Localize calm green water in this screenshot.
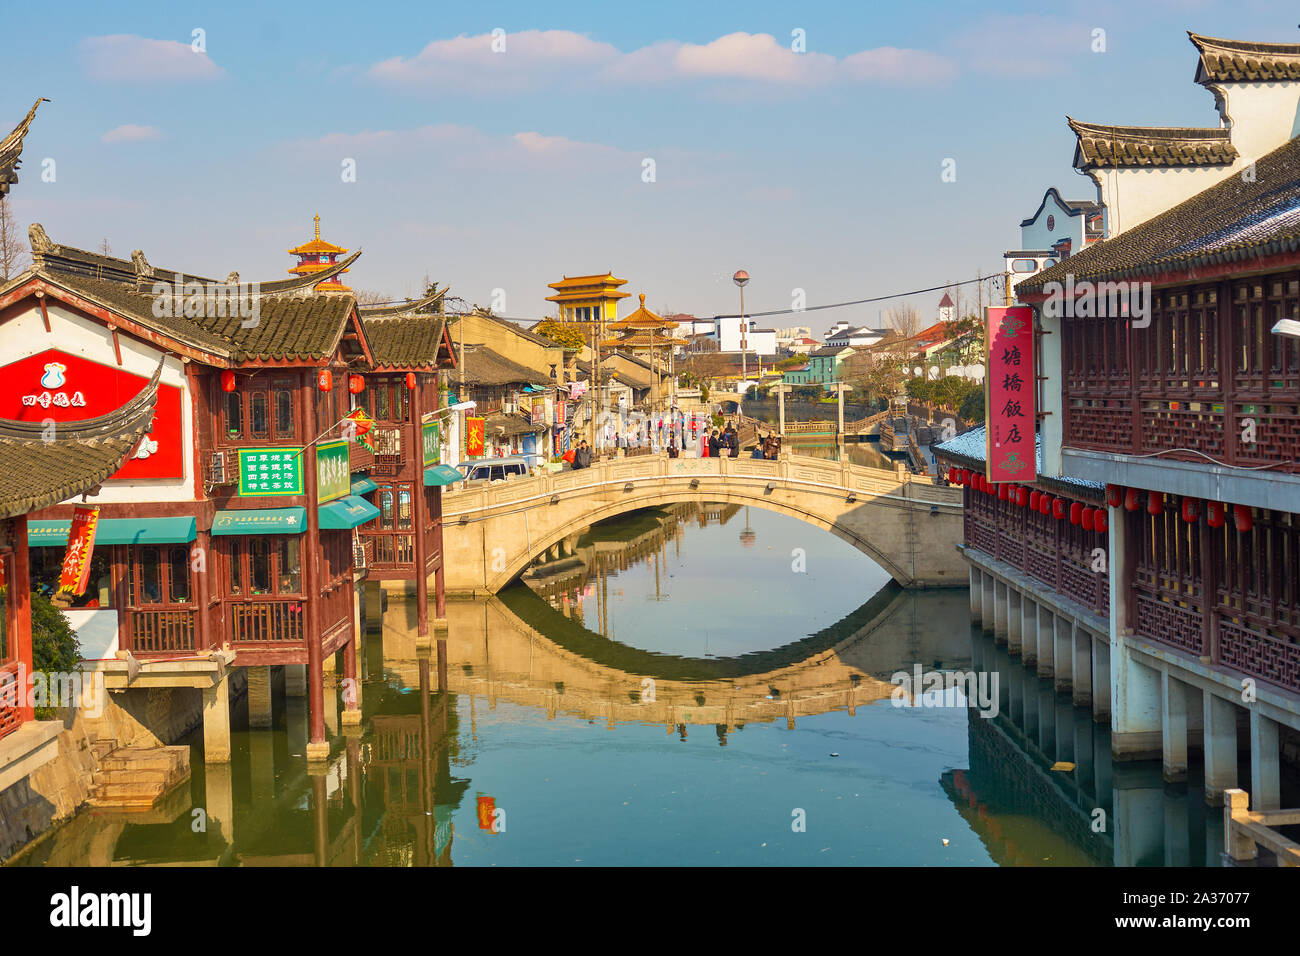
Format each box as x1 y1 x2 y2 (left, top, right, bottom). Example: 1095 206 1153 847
13 505 1224 866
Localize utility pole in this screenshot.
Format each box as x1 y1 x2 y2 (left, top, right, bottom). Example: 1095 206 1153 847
733 270 750 383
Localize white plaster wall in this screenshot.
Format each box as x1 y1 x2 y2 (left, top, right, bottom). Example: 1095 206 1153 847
3 301 197 503
1221 82 1300 167
1020 193 1088 252
1099 165 1237 236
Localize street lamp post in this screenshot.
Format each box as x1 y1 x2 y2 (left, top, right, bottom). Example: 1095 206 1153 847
733 270 750 383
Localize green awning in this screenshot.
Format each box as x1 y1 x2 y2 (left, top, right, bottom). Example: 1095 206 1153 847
350 476 378 496
424 464 463 487
319 495 381 530
211 507 306 536
28 516 197 547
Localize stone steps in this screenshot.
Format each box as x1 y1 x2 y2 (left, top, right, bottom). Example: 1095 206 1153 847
87 745 190 810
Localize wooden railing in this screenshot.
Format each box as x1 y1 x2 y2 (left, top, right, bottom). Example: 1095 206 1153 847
129 609 197 654
0 660 23 741
229 600 305 644
363 533 414 568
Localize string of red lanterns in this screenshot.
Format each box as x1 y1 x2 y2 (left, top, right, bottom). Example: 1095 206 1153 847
945 468 1255 535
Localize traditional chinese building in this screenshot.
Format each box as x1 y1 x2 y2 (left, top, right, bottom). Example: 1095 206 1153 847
937 31 1300 815
602 294 685 411
0 221 455 767
287 214 352 292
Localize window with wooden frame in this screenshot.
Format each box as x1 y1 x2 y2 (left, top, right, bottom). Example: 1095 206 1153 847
224 536 303 597
128 545 195 608
221 374 297 444
370 376 410 424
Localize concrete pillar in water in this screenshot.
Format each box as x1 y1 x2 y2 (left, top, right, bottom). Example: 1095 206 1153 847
1036 607 1054 679
1038 678 1055 754
981 573 994 634
1092 638 1111 724
1164 788 1191 866
1112 763 1165 866
284 664 307 698
969 565 980 624
1202 694 1238 807
202 678 232 764
1055 696 1074 764
342 637 361 729
205 761 234 847
1161 671 1189 784
1007 588 1022 653
1054 618 1073 693
993 580 1008 644
1072 629 1093 709
1249 710 1281 811
247 666 273 730
1008 649 1024 729
1021 597 1038 667
1108 506 1160 759
1022 670 1039 742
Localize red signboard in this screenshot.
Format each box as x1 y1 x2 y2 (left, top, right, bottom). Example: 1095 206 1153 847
0 350 184 480
465 416 485 458
476 795 497 833
58 507 100 597
985 306 1036 483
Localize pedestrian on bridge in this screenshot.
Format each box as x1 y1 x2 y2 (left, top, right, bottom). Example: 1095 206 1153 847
708 429 720 458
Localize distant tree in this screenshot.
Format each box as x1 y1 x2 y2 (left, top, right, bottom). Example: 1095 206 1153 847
353 289 394 306
98 237 112 256
885 302 922 339
534 318 587 350
0 198 28 281
959 389 984 423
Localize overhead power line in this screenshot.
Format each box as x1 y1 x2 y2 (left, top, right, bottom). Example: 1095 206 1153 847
711 274 1001 320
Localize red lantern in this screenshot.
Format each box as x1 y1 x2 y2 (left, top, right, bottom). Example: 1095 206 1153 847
1094 510 1108 533
1082 506 1095 531
1053 498 1066 520
405 372 417 390
1105 483 1123 508
1234 505 1253 533
348 374 365 395
1181 497 1200 523
221 369 236 392
1015 486 1029 508
1206 501 1226 528
998 483 1009 501
1147 490 1163 516
1040 494 1052 515
317 369 333 392
1029 490 1041 511
1069 501 1083 525
1124 487 1142 512
946 467 957 484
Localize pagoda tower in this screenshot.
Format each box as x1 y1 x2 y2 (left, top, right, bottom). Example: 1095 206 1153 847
287 214 351 291
602 293 687 411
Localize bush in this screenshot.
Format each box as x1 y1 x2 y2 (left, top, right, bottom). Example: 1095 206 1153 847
959 389 985 423
25 591 80 719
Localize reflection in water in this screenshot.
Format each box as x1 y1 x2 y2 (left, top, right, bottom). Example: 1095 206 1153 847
8 508 1226 867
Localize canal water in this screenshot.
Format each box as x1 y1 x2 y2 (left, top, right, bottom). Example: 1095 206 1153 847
12 504 1225 866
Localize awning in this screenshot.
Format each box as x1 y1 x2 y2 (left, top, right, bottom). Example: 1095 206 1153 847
424 464 463 487
28 516 197 547
211 507 306 536
350 476 378 496
319 495 381 530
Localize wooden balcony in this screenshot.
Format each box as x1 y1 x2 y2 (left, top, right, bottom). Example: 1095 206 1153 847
0 660 23 741
128 608 197 654
229 600 305 645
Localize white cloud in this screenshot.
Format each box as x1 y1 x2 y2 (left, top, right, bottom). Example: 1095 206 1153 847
367 30 955 93
101 124 163 144
80 34 224 82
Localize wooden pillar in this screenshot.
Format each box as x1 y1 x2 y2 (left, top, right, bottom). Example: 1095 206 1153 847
194 529 213 650
341 636 360 725
411 373 430 638
301 370 327 758
12 516 33 723
433 485 446 618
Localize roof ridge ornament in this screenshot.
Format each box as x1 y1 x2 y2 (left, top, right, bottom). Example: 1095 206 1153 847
28 222 58 256
0 97 49 197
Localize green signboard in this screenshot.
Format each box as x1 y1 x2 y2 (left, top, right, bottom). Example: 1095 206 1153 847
317 440 350 504
422 420 440 466
237 447 303 497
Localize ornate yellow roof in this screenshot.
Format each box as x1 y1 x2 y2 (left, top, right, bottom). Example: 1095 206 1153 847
288 214 349 256
545 271 630 303
607 293 678 331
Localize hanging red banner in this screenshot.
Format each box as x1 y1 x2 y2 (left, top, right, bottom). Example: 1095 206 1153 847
465 416 485 457
985 306 1036 483
58 507 100 597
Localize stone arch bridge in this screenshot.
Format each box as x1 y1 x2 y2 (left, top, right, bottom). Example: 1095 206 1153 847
440 453 965 595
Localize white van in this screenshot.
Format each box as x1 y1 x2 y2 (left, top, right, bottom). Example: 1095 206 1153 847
455 457 530 484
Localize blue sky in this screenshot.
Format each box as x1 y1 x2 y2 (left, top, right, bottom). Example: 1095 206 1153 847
3 0 1296 329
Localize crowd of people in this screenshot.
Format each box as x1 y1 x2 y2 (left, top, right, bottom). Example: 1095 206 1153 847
564 420 781 467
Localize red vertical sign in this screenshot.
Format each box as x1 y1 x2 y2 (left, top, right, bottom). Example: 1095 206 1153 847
477 795 498 833
985 306 1036 483
58 507 100 597
465 417 485 457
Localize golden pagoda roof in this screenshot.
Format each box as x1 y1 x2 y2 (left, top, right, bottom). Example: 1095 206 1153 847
601 330 687 349
607 292 678 331
288 214 349 256
545 271 631 302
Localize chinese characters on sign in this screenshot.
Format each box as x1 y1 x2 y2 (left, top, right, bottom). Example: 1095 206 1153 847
422 421 440 466
985 306 1036 484
237 448 304 496
465 416 485 458
316 440 349 504
58 507 99 597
